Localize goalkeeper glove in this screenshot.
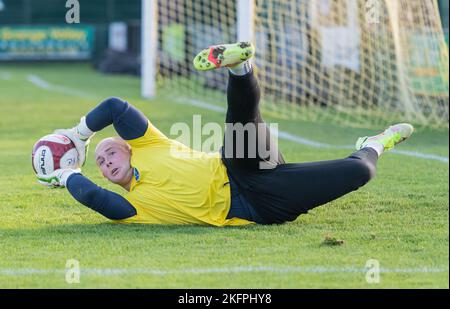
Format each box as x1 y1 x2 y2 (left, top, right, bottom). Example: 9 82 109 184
54 116 95 167
37 168 80 188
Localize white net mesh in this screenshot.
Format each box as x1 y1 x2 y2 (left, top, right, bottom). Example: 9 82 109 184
155 0 449 128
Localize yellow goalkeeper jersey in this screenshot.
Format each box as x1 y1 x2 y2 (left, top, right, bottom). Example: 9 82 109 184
115 121 253 226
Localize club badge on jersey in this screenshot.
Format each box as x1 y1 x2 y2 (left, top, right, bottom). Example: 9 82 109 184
133 167 140 182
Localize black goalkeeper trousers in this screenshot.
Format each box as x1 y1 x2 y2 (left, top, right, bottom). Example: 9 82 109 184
222 71 379 224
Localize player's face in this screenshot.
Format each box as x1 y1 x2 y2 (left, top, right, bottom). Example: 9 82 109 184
95 141 133 186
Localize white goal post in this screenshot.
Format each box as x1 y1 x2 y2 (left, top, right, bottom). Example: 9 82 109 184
141 0 158 98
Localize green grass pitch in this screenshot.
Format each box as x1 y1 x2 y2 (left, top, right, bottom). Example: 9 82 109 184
0 63 448 288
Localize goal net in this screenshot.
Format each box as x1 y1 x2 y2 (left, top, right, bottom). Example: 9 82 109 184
151 0 449 128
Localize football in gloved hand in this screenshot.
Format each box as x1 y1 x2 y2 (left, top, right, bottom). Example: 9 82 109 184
32 134 79 176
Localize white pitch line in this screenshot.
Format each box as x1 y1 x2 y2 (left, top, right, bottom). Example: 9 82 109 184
0 266 447 276
179 98 227 113
27 74 97 99
277 130 351 149
390 149 449 163
27 74 51 89
24 75 449 164
175 98 449 164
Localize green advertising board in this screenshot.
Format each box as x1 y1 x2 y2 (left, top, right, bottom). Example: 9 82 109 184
0 25 94 60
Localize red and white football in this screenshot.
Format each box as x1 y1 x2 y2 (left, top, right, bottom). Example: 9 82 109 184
32 134 79 175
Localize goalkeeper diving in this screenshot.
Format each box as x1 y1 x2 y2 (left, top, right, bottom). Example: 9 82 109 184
37 42 414 226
